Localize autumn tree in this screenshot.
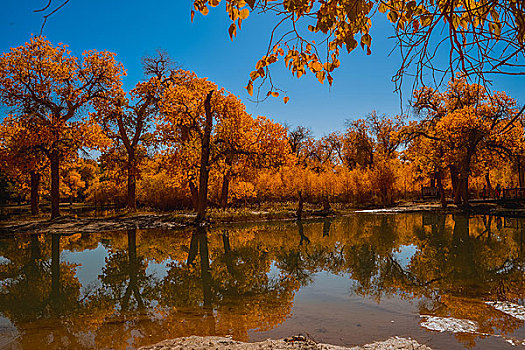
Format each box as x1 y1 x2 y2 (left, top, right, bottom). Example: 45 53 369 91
410 77 524 206
160 71 291 219
343 119 375 169
0 36 123 218
0 117 48 215
158 73 219 222
288 126 312 157
213 112 290 208
93 52 183 210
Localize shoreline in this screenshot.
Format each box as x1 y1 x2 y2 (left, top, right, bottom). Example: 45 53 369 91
0 201 524 235
137 335 433 350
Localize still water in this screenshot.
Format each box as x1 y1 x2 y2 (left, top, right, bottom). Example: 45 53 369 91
0 213 524 349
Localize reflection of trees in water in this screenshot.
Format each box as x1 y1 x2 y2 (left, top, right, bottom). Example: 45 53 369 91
0 233 84 348
348 214 525 347
0 214 525 348
159 226 297 341
98 229 157 312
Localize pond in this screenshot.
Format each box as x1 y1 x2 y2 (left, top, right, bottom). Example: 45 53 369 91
0 213 524 349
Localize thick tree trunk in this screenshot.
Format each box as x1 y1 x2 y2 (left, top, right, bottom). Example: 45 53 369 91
126 155 137 210
189 181 199 210
30 171 40 215
450 165 461 205
50 150 60 219
458 174 469 206
195 91 214 223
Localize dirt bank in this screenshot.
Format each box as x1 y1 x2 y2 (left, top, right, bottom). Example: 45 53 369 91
0 213 187 235
138 335 432 350
1 201 523 235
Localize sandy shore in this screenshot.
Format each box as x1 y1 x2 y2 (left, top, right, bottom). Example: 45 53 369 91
138 335 433 350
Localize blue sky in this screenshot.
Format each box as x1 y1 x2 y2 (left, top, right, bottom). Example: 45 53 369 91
1 0 523 137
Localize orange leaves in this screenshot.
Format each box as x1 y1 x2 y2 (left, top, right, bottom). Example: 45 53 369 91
192 0 376 91
0 36 126 216
229 23 237 40
409 76 523 185
245 80 254 96
157 69 292 203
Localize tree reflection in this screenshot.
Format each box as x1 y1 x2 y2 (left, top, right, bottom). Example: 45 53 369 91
0 233 83 348
0 213 524 348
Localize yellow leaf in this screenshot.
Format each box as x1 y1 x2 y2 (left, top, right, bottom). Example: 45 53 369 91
316 71 325 84
361 33 371 47
310 60 323 72
387 10 398 23
246 80 253 96
239 8 250 20
229 23 237 40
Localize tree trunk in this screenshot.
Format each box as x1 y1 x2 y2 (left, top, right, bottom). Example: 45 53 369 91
436 170 447 208
30 171 40 215
458 156 472 206
127 158 137 211
220 172 230 209
189 181 199 210
220 156 232 209
450 165 461 205
485 172 492 192
195 91 214 223
50 150 60 219
518 156 524 188
454 164 470 207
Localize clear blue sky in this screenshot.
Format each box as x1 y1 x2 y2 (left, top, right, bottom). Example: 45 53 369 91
1 0 523 137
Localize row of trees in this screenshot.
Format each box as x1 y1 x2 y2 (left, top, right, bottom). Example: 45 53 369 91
0 37 523 220
0 38 289 220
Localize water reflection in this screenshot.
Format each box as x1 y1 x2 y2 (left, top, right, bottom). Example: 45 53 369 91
0 213 524 349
